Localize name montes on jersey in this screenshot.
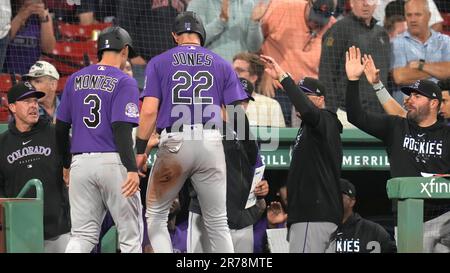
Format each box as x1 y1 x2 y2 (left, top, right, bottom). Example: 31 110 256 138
74 75 118 93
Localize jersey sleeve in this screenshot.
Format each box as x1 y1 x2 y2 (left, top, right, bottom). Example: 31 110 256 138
140 59 162 100
56 76 73 124
111 77 140 126
222 65 249 105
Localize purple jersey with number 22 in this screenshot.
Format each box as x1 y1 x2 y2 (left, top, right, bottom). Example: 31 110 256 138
140 45 248 131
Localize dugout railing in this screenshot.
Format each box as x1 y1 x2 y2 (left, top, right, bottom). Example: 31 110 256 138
0 179 44 253
387 177 450 253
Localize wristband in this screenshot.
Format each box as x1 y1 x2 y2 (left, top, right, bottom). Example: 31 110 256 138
278 72 290 83
135 137 148 155
372 82 384 92
376 87 392 105
418 59 425 71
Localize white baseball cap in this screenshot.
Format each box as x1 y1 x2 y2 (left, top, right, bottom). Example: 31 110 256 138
23 61 60 80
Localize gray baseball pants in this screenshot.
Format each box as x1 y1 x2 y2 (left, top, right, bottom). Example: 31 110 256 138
65 152 143 253
146 127 234 253
289 222 337 253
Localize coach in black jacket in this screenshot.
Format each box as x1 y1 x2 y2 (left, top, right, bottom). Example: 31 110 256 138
261 55 343 253
0 83 70 253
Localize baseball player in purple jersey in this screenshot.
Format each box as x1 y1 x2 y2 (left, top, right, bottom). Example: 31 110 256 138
55 26 143 253
135 11 250 253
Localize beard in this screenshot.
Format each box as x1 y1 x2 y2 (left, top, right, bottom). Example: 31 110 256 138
407 103 431 124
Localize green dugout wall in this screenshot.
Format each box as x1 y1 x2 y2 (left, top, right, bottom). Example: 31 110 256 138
0 124 388 170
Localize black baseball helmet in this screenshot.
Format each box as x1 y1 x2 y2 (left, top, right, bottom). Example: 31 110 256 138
172 11 206 46
97 26 137 60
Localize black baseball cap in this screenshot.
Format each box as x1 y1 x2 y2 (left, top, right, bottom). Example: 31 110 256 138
239 78 255 101
340 178 356 198
298 77 326 96
7 82 45 104
401 80 442 102
309 0 335 26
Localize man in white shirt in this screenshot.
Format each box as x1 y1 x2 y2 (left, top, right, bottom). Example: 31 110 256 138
0 0 11 69
233 52 286 127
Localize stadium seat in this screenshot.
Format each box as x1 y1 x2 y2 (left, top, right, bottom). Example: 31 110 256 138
57 22 113 41
43 41 97 77
0 92 8 122
53 40 98 60
442 12 450 27
41 55 86 77
0 74 21 93
442 12 450 34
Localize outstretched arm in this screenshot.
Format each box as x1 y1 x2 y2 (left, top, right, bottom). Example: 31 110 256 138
260 55 320 127
363 54 407 118
245 1 268 52
187 0 227 46
345 46 392 141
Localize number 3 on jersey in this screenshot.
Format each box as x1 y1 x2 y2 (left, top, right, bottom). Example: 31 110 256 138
172 71 214 104
83 94 101 128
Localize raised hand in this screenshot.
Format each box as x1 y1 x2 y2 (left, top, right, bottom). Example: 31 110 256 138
220 0 229 22
251 0 270 22
267 201 287 226
345 46 367 81
260 55 285 80
363 54 380 85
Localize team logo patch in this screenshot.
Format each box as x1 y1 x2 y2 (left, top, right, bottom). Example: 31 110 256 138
24 81 34 90
125 103 139 118
412 80 420 89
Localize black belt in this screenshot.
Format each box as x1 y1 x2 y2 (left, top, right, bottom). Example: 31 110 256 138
157 124 219 134
73 152 108 155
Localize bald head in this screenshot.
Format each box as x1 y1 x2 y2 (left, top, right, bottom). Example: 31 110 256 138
405 0 429 12
405 0 430 39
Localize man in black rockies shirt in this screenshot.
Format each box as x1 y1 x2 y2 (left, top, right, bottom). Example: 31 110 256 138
345 46 450 233
261 55 343 253
346 46 450 179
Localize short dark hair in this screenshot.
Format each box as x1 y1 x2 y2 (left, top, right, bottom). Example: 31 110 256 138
233 52 265 88
438 79 450 92
384 15 406 35
385 0 405 19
